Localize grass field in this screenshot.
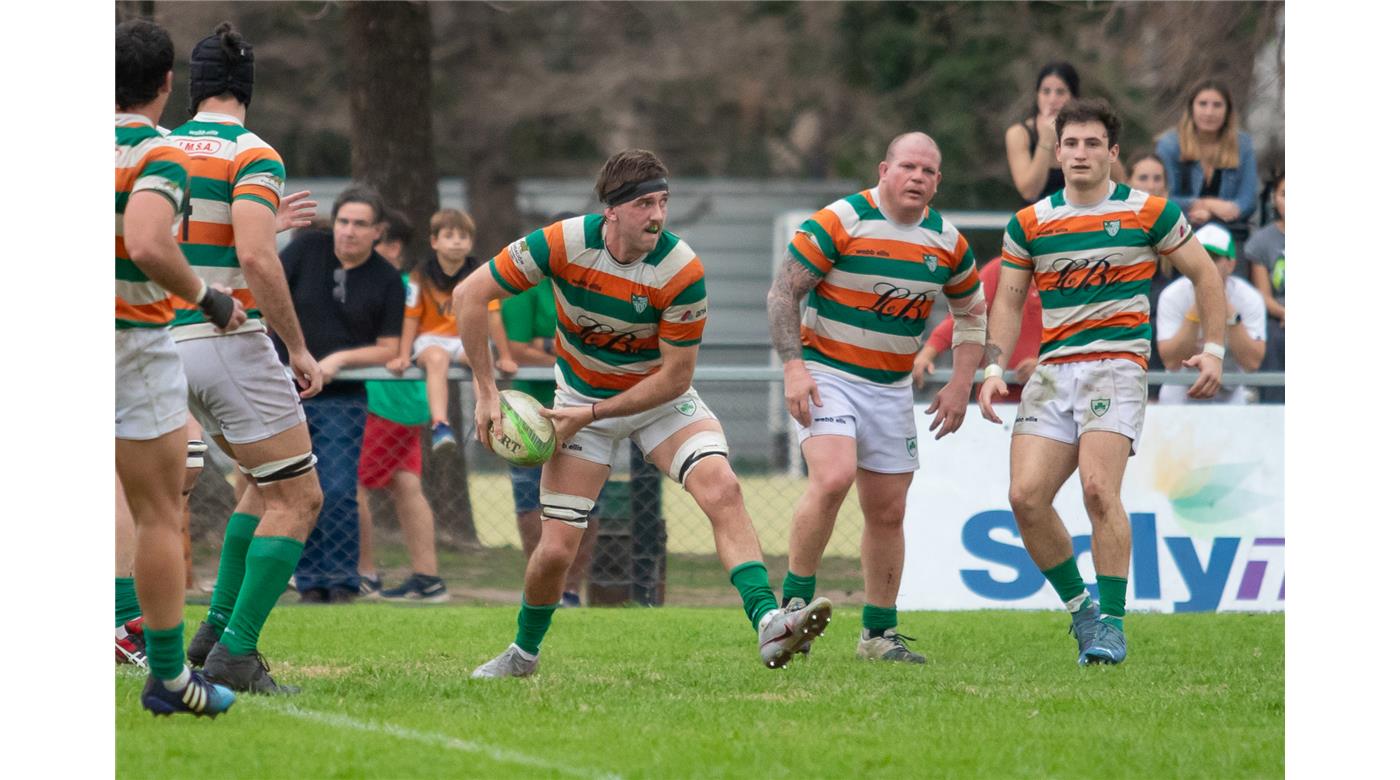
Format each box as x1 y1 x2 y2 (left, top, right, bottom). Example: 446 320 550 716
117 604 1283 778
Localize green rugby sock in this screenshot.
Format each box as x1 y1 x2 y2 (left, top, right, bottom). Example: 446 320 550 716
115 577 142 627
1042 555 1090 611
144 621 186 682
514 601 558 656
206 513 260 631
1098 575 1128 630
781 571 816 607
220 536 302 656
862 604 898 635
729 561 779 631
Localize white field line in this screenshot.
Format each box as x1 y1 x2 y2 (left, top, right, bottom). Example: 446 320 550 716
254 701 623 780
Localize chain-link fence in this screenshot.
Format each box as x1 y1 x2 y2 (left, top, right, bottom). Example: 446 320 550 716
187 368 1284 607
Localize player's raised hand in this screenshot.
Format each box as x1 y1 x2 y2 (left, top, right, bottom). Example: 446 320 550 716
275 190 318 233
1183 351 1223 399
783 361 822 427
474 386 502 447
977 375 1009 424
925 380 970 440
539 404 592 444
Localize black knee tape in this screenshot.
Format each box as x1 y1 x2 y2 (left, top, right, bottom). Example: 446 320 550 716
677 450 727 485
253 453 317 485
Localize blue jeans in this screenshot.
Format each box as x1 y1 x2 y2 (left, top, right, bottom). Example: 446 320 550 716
295 392 366 593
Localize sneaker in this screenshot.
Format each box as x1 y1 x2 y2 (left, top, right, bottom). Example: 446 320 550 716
359 574 383 599
856 628 927 664
471 643 539 679
381 573 449 603
203 642 301 694
140 670 236 718
186 620 222 667
1080 620 1128 666
1069 601 1102 658
431 422 457 452
298 587 329 604
559 591 582 608
758 595 832 669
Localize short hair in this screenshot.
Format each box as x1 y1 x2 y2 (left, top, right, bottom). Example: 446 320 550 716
883 132 940 166
116 19 174 110
332 184 385 223
1055 98 1121 148
594 149 669 203
429 208 476 240
379 208 413 246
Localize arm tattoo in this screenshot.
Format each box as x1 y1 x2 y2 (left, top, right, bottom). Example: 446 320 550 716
983 343 1004 367
766 253 823 363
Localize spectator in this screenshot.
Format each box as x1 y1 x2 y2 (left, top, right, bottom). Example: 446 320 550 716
387 209 514 451
1129 151 1176 383
1155 223 1266 404
499 212 598 607
912 258 1041 403
1005 62 1079 205
1244 171 1285 403
1155 79 1258 226
355 209 448 602
275 184 405 603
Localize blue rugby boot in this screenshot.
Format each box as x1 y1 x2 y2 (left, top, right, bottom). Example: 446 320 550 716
1069 600 1101 658
1080 620 1128 666
140 670 236 718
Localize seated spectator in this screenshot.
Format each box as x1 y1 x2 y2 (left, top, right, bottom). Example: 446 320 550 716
1155 223 1266 404
275 184 405 603
386 209 514 452
1155 79 1258 226
1244 171 1285 403
913 257 1040 403
356 209 448 602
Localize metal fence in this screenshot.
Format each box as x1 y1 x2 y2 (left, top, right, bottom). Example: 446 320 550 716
186 366 1284 607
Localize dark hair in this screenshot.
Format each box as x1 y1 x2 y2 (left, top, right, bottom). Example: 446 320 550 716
332 184 385 223
1127 152 1167 177
379 208 413 246
188 21 255 114
1027 62 1080 121
1055 98 1121 148
594 149 669 204
116 19 174 110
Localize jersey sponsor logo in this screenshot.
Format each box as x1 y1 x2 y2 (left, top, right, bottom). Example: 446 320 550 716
173 138 227 156
508 239 528 268
852 248 892 258
576 315 646 354
1050 255 1119 292
631 293 648 313
1103 219 1121 237
678 306 706 323
1091 398 1111 417
857 283 931 322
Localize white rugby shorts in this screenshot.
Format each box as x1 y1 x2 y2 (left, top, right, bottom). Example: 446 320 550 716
796 369 920 474
179 331 306 445
1012 358 1148 454
553 384 723 483
116 328 189 441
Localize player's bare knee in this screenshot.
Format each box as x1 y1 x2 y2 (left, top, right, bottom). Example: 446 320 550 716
866 501 906 529
1008 483 1049 520
688 467 743 512
809 466 855 501
1080 478 1121 519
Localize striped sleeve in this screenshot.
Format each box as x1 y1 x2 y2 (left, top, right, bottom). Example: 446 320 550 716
787 207 843 277
232 145 285 213
658 258 707 347
1144 196 1193 254
942 235 981 299
489 229 551 294
1001 210 1034 270
133 144 189 211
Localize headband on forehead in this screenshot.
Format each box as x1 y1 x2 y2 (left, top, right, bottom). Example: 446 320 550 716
602 177 669 207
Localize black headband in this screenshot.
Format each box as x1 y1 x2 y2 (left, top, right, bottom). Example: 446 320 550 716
602 177 668 207
188 33 254 113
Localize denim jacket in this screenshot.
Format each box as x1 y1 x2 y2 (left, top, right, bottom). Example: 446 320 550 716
1155 129 1258 222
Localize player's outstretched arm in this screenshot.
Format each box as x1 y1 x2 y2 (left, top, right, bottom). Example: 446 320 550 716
766 252 825 426
977 263 1030 424
453 265 513 446
1167 239 1227 398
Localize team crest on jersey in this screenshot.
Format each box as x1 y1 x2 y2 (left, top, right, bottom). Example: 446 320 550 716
675 399 697 416
1091 398 1111 417
1102 220 1121 237
922 254 939 273
631 293 648 313
906 437 917 458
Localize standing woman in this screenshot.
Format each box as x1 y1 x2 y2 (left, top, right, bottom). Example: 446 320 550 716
1155 79 1259 226
1005 62 1079 204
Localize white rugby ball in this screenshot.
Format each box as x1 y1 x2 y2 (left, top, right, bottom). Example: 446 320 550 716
489 390 557 467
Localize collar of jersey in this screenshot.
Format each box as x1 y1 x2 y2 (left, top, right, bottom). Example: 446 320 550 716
115 113 154 128
191 111 243 126
868 187 926 230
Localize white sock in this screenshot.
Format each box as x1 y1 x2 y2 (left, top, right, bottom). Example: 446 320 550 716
161 666 192 691
115 625 129 640
1065 590 1090 613
510 643 539 661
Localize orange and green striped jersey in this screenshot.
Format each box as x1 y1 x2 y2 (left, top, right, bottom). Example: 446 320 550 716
789 188 981 386
489 214 707 399
1002 183 1192 369
115 113 190 330
166 112 285 339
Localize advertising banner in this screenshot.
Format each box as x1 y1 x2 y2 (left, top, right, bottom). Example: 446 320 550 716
902 405 1283 612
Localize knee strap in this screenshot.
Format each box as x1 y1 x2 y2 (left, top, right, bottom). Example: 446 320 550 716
539 490 594 529
668 430 729 485
245 452 317 485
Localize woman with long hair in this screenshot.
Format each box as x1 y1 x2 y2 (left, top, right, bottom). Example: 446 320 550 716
1005 62 1080 204
1155 79 1259 226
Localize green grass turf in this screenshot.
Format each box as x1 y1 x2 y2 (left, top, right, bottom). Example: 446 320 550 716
118 605 1282 779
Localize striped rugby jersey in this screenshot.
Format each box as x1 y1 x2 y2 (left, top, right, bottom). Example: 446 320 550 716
166 112 286 340
116 113 190 330
489 214 707 399
789 188 982 386
1002 183 1192 369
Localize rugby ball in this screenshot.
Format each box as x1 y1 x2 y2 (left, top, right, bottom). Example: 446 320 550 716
489 390 557 467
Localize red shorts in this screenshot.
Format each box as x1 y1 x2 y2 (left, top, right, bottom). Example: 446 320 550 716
357 413 423 489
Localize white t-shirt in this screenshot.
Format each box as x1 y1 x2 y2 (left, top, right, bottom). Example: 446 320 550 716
1156 275 1267 404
